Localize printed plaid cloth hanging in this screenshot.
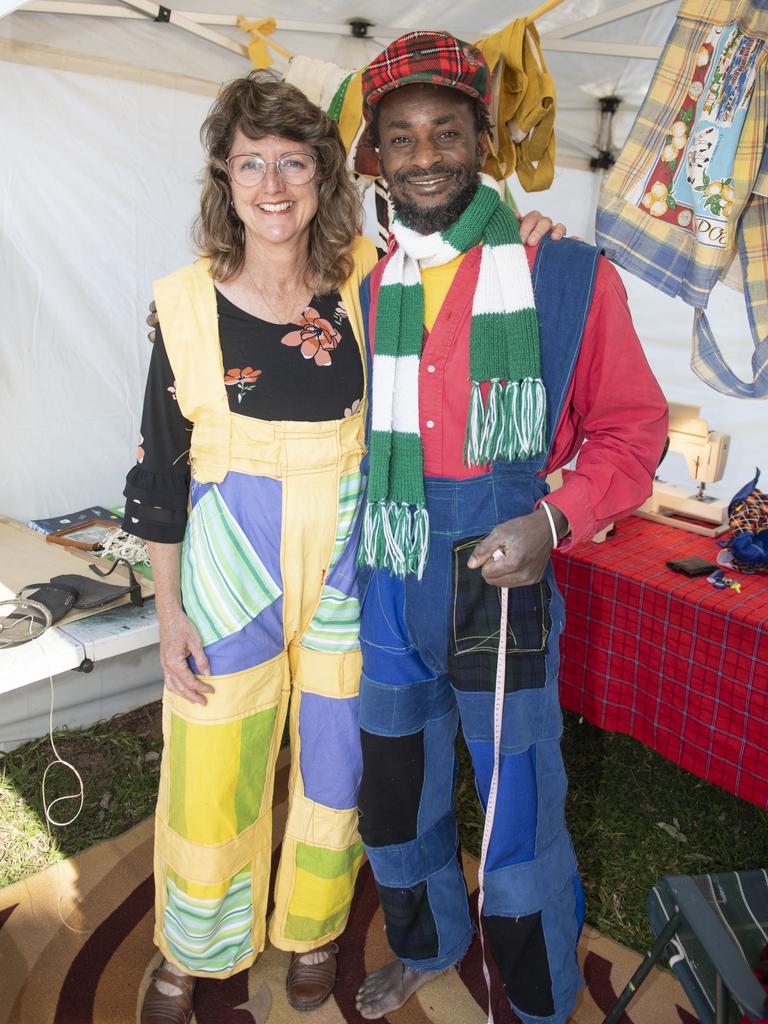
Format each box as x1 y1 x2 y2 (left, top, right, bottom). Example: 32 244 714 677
595 1 768 398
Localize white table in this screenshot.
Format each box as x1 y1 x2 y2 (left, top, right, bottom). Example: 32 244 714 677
0 600 162 751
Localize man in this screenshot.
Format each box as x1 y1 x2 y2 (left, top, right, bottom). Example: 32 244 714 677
353 30 668 1024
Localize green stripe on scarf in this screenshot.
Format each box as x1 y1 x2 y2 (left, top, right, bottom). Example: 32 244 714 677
360 177 545 579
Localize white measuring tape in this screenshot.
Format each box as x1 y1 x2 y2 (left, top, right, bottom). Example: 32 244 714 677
475 557 509 1024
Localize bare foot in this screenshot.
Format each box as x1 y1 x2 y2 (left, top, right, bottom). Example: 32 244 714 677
355 959 446 1020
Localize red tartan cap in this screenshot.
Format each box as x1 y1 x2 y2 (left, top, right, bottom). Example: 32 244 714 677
362 30 490 122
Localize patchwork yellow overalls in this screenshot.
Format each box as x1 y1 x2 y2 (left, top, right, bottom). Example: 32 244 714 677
151 237 377 977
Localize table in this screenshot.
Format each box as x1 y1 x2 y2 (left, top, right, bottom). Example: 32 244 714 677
0 602 162 751
0 516 161 750
552 516 768 808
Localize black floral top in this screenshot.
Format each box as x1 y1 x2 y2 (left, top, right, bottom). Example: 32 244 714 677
123 288 364 544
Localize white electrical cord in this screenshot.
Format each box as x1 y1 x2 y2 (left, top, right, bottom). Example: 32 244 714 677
41 675 85 828
38 668 92 935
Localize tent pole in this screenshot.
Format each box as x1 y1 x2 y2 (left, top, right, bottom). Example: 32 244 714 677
16 3 408 39
114 0 249 58
0 36 220 93
526 0 567 22
542 0 673 39
541 38 660 58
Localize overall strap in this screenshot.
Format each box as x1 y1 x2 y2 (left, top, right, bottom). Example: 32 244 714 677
531 235 601 466
339 235 379 416
154 259 230 483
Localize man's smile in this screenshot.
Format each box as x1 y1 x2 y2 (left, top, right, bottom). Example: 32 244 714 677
405 174 452 187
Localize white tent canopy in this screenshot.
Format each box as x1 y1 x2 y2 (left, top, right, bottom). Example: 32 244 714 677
0 0 763 526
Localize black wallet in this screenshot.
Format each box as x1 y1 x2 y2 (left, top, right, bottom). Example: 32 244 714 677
666 556 719 577
17 558 143 624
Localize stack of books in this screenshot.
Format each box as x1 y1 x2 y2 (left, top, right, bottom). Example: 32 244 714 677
27 505 122 536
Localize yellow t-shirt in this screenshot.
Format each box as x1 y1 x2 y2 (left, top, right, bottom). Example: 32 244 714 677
421 254 465 332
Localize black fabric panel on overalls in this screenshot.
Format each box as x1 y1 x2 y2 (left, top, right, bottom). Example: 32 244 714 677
483 911 556 1017
357 727 425 847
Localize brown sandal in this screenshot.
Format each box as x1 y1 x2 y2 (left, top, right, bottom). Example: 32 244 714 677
286 941 339 1011
140 965 196 1024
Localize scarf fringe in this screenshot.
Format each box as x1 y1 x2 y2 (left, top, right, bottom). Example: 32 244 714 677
464 381 486 466
465 377 547 465
359 501 430 580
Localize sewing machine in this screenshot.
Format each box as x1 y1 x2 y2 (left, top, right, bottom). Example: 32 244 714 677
637 403 731 537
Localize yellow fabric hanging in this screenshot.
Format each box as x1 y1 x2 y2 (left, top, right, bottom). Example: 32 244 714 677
237 16 292 69
474 20 556 191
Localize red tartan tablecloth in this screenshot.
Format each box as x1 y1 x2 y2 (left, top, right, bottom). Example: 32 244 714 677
552 515 768 808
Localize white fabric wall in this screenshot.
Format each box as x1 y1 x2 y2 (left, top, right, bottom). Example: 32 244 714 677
0 63 209 521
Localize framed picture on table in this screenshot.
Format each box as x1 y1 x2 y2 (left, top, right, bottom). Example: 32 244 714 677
45 519 118 551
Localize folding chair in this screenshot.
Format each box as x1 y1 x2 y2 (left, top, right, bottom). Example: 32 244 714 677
603 871 768 1024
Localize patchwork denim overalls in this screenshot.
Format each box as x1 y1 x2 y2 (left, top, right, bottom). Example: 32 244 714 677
357 236 601 1024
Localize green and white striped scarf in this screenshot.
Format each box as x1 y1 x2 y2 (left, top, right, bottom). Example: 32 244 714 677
361 176 544 579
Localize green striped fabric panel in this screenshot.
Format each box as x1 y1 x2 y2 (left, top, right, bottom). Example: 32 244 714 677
301 587 360 653
329 471 363 572
302 471 363 653
163 868 254 974
181 485 282 647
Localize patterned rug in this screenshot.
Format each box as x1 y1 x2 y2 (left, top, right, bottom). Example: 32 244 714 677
0 756 696 1024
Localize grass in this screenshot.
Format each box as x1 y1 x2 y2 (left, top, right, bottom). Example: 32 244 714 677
0 703 162 888
457 711 768 951
1 702 766 954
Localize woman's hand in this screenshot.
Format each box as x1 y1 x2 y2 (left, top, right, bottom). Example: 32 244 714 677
517 209 567 246
158 606 215 706
148 540 214 705
147 299 159 343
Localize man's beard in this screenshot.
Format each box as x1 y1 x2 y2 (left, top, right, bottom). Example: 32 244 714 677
389 164 480 235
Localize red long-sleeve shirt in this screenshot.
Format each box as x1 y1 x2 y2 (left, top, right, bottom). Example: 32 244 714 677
369 243 669 549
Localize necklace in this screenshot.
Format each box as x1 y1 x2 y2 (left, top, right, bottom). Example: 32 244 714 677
243 261 315 325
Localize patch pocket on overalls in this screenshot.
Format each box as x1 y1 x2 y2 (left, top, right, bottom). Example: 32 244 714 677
181 484 282 648
360 571 416 653
450 535 551 692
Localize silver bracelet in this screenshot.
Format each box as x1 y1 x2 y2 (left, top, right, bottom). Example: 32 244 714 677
540 501 559 549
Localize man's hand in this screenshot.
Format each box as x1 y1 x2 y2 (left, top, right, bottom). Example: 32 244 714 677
158 607 214 705
147 299 159 343
518 209 566 247
467 504 568 588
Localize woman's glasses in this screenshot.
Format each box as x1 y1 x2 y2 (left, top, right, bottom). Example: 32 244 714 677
226 152 317 187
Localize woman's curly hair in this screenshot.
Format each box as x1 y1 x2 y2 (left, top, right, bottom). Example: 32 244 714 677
193 71 361 294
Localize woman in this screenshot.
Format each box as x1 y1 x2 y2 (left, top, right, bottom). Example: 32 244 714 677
125 73 376 1023
124 70 563 1023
